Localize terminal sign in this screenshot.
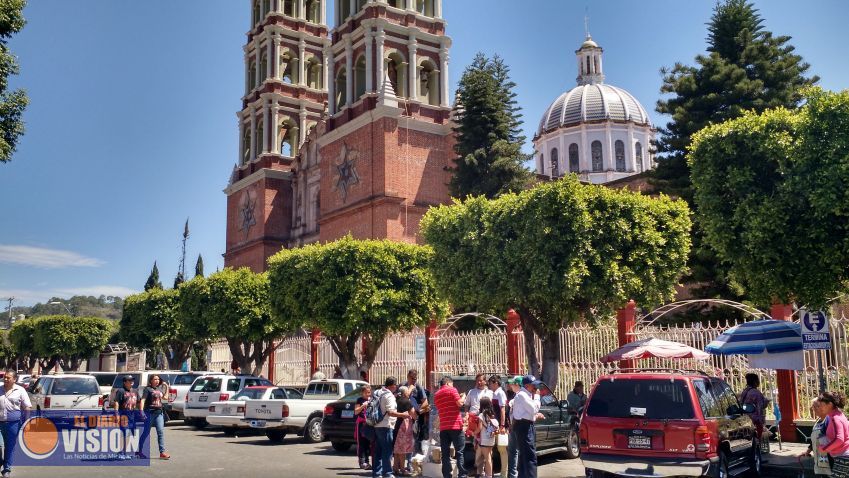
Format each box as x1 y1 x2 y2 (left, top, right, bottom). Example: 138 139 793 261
800 309 831 350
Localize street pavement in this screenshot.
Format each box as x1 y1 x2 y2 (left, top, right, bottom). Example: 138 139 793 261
15 423 587 478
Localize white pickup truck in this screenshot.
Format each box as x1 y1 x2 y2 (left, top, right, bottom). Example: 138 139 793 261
242 378 367 442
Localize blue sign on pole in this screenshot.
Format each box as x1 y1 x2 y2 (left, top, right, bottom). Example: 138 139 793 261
801 310 831 350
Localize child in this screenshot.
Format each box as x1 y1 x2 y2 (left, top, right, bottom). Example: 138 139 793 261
476 397 498 478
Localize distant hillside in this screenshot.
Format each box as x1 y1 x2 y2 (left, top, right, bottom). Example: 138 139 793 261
10 295 123 322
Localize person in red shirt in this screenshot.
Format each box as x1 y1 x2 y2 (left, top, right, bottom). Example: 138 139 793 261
434 376 467 478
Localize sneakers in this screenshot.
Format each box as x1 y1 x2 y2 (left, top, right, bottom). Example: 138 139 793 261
159 452 171 460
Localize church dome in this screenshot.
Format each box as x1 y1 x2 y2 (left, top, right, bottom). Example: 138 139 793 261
537 83 651 135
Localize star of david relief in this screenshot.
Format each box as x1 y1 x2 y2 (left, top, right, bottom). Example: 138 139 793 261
239 189 257 237
333 142 360 203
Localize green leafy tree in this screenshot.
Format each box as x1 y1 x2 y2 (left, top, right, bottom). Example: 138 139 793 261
450 53 532 199
195 254 204 278
421 176 691 391
121 288 195 370
652 0 817 300
9 317 38 370
144 261 163 291
268 237 449 379
0 0 28 163
0 331 14 369
32 315 114 371
690 88 849 308
173 272 185 289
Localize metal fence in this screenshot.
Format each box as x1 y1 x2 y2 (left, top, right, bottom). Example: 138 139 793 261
273 334 311 386
434 328 508 377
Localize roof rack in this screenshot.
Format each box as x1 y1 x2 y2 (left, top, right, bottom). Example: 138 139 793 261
610 368 709 376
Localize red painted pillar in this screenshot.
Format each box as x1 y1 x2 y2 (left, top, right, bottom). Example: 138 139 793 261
771 303 799 442
425 321 437 390
310 329 321 376
506 309 522 376
616 300 637 370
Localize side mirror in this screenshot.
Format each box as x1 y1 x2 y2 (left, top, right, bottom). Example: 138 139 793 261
560 400 571 410
741 403 755 414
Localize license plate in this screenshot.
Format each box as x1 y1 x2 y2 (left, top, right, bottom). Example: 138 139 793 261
199 396 208 402
341 410 354 419
628 435 652 449
222 406 232 415
250 420 267 428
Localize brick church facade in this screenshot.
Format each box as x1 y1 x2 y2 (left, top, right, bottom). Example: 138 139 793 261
224 0 453 272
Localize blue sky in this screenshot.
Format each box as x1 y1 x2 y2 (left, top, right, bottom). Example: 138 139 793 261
1 0 847 306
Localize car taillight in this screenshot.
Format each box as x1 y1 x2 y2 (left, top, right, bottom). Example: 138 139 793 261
184 392 189 402
168 388 177 402
695 425 713 456
237 406 245 414
323 405 333 416
579 421 588 448
219 393 230 401
282 404 289 418
44 396 51 409
98 395 105 407
209 406 215 412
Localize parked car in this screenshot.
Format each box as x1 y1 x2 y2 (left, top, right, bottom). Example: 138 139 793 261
320 388 367 451
105 370 176 409
242 378 366 443
580 369 761 478
184 374 273 428
207 386 301 435
86 372 119 399
166 371 222 420
28 374 104 411
16 374 33 390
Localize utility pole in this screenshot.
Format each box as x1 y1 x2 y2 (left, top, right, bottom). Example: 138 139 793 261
179 218 190 282
5 297 13 328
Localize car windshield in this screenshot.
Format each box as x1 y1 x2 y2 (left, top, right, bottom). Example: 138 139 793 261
92 375 116 387
305 382 339 397
51 378 99 395
586 379 695 420
234 388 270 400
191 377 222 392
173 374 202 385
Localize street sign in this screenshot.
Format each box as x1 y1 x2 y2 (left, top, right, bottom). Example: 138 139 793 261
800 309 831 350
415 336 426 360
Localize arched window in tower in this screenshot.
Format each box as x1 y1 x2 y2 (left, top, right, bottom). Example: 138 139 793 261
339 0 351 23
386 52 407 98
615 140 626 172
418 60 439 105
262 0 271 16
416 0 435 16
586 56 591 75
591 140 603 172
550 148 559 177
255 119 265 155
242 127 251 165
259 48 268 82
248 61 257 90
354 56 367 99
278 118 299 157
280 50 296 84
335 68 347 111
252 0 261 26
540 153 544 174
568 143 579 173
305 0 320 22
283 0 294 16
635 141 643 173
306 56 322 89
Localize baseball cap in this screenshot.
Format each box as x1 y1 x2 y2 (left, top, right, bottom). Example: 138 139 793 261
508 376 523 385
122 375 134 382
522 375 543 387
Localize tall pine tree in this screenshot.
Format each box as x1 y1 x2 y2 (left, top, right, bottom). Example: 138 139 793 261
144 261 163 291
195 254 204 278
0 0 28 163
652 0 817 299
450 53 531 199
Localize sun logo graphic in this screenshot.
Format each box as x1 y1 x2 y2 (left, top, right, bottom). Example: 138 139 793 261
18 417 60 460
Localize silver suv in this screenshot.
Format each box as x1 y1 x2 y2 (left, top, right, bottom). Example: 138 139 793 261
183 374 272 428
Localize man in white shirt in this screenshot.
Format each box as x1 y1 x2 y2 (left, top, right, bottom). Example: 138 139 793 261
463 373 493 414
512 375 544 478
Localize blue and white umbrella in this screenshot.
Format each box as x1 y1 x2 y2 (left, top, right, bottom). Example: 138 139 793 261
705 319 802 355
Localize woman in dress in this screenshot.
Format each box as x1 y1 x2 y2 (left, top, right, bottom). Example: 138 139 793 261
819 391 849 478
0 370 31 477
139 374 171 460
393 386 417 476
476 397 498 478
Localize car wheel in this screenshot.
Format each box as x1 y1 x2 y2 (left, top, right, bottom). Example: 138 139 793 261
747 440 762 477
223 428 238 437
304 417 323 443
564 428 581 459
266 430 286 442
184 418 194 426
585 469 610 478
715 452 730 478
193 418 208 430
331 441 352 452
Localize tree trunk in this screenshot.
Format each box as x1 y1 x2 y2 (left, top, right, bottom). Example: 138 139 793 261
522 321 540 378
166 342 192 370
227 340 254 375
62 357 82 372
539 330 561 393
249 340 270 377
359 336 386 383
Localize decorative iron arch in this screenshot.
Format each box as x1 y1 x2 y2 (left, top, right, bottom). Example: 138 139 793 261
435 312 506 337
637 299 771 328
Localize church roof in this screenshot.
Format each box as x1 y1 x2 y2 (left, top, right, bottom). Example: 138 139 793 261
537 83 651 135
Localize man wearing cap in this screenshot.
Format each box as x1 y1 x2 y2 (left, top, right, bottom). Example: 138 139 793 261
505 376 523 478
512 375 544 478
113 375 140 459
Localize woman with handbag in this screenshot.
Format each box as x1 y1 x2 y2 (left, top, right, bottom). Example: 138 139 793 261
818 391 849 478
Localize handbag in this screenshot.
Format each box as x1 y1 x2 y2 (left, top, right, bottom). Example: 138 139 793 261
497 432 509 447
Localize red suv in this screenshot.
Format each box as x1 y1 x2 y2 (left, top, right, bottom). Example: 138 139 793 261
580 369 761 478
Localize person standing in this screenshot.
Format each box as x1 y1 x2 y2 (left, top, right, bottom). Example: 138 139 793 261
138 375 170 460
354 385 374 470
512 375 544 478
476 397 498 478
394 386 417 476
566 381 587 413
0 370 31 477
819 391 849 477
505 376 522 478
405 369 429 450
486 375 508 478
113 375 139 460
464 373 492 414
739 373 769 441
801 398 833 476
373 377 410 478
434 376 467 478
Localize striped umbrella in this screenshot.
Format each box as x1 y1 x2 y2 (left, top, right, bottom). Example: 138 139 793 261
705 319 802 355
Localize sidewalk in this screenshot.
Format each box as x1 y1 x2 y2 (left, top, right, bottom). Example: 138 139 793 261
762 441 810 477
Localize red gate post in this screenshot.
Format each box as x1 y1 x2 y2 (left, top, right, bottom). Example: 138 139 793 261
267 339 276 383
425 321 437 390
616 300 637 370
310 329 321 377
506 309 522 376
771 303 799 442
361 335 370 384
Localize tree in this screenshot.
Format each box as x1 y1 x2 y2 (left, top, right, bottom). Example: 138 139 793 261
690 88 849 308
121 288 195 370
652 0 817 300
421 176 691 391
0 0 28 163
0 331 14 369
32 315 114 371
449 53 532 199
195 254 204 278
173 272 185 289
268 237 449 379
9 317 38 370
144 261 163 291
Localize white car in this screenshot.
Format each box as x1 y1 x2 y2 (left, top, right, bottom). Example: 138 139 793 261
184 374 273 428
28 374 103 411
166 371 222 420
86 372 119 399
207 386 302 435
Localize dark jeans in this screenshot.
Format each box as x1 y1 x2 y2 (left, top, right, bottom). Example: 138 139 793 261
357 425 372 466
513 419 537 478
0 419 22 472
372 426 394 478
439 429 467 478
507 426 519 478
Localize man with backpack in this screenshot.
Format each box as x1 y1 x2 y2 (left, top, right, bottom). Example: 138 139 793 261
369 376 411 478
